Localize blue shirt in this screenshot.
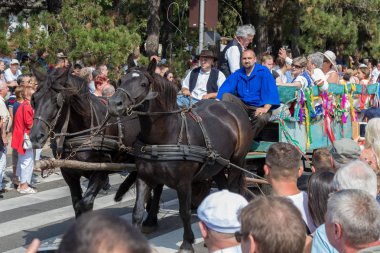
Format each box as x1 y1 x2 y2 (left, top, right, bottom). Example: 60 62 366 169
217 64 280 109
311 224 339 253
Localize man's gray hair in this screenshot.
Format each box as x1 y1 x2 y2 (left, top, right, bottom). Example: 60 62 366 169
236 24 256 38
102 85 115 97
326 189 380 246
307 52 324 69
332 160 377 198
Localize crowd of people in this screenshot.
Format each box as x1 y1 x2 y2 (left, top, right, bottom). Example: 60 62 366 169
0 22 379 253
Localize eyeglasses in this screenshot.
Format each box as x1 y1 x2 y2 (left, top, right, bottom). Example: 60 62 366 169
234 231 249 243
292 64 302 69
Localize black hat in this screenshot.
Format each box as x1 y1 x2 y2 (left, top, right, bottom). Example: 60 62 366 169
198 50 217 60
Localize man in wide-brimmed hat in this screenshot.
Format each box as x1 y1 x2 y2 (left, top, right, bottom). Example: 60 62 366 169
177 49 226 107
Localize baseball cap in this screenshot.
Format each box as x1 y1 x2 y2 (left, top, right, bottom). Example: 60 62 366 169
197 190 248 234
330 138 361 165
10 59 19 65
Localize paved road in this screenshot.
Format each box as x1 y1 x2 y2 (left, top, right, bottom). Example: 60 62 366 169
0 148 209 253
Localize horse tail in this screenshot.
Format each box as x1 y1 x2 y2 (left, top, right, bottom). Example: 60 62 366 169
114 171 138 202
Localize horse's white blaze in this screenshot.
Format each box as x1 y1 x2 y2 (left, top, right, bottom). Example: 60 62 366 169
132 72 140 77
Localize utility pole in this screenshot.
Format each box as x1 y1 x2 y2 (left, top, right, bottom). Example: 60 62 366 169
198 0 205 53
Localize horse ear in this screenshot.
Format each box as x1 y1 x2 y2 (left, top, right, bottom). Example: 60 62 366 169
146 91 158 100
55 66 72 85
147 59 157 75
30 64 46 82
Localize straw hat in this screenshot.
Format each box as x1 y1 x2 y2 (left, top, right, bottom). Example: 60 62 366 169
323 50 337 70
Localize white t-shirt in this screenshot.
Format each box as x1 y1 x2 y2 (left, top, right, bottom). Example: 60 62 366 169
312 68 328 91
182 69 226 100
371 67 380 82
293 75 309 89
286 191 316 233
276 69 287 84
212 245 242 253
4 68 22 83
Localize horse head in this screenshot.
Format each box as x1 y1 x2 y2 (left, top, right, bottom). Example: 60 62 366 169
30 67 80 148
108 67 157 116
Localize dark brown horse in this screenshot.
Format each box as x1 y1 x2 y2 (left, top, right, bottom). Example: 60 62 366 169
108 62 253 253
30 67 140 217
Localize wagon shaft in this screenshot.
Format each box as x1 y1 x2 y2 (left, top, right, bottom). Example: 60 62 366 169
35 159 137 172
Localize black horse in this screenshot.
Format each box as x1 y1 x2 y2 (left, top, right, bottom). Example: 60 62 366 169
30 67 140 217
108 63 253 253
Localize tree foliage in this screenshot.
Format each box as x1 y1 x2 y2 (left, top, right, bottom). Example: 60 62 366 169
7 0 141 69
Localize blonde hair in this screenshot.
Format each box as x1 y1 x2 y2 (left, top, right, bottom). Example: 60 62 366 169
365 118 380 170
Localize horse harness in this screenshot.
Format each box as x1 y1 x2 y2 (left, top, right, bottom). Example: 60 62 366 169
35 94 125 158
133 108 231 181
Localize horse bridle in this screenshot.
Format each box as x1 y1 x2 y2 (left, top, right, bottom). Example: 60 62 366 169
33 92 65 139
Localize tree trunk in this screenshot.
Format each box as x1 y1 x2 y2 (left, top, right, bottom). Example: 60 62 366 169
252 0 268 56
145 0 161 57
35 159 137 172
161 0 174 60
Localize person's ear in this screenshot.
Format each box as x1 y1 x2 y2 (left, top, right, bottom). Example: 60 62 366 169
297 166 304 178
248 234 257 253
198 221 208 239
334 223 343 240
264 164 270 176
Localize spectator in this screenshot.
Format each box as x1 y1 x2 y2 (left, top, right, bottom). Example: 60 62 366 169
358 65 370 85
54 52 69 69
330 138 361 170
238 196 306 253
79 67 95 93
178 50 225 107
312 148 334 172
127 52 140 69
10 85 24 188
311 160 377 253
287 56 312 89
219 24 255 77
263 142 316 233
11 86 36 194
275 57 290 84
197 190 248 253
36 48 49 72
370 62 380 83
94 74 109 97
4 59 22 88
102 84 115 97
307 170 335 228
261 54 279 80
0 80 9 194
57 211 152 253
72 64 82 76
307 52 328 91
360 118 380 172
322 50 339 84
217 50 280 139
97 64 108 77
164 70 174 82
325 189 380 252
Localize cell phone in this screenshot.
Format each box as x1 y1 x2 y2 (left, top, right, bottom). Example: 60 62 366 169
359 122 367 138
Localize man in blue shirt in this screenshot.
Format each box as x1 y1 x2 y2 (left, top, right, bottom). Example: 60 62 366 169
217 50 280 138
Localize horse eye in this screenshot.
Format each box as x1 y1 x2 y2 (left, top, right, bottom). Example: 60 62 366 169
141 82 148 87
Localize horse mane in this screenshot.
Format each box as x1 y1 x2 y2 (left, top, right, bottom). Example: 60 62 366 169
143 70 179 111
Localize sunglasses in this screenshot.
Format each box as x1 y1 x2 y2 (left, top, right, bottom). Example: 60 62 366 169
234 231 249 243
292 64 302 69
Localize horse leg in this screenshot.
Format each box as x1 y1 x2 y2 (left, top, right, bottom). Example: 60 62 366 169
177 183 195 253
142 184 163 233
227 159 246 196
75 172 108 214
61 169 83 218
115 171 137 202
132 178 150 227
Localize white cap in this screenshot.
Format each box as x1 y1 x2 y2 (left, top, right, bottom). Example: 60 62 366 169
10 59 19 65
197 190 248 233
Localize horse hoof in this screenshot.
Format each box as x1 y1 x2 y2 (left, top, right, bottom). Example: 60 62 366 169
141 225 158 234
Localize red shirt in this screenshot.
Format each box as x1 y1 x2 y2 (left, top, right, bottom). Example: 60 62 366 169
11 100 34 154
